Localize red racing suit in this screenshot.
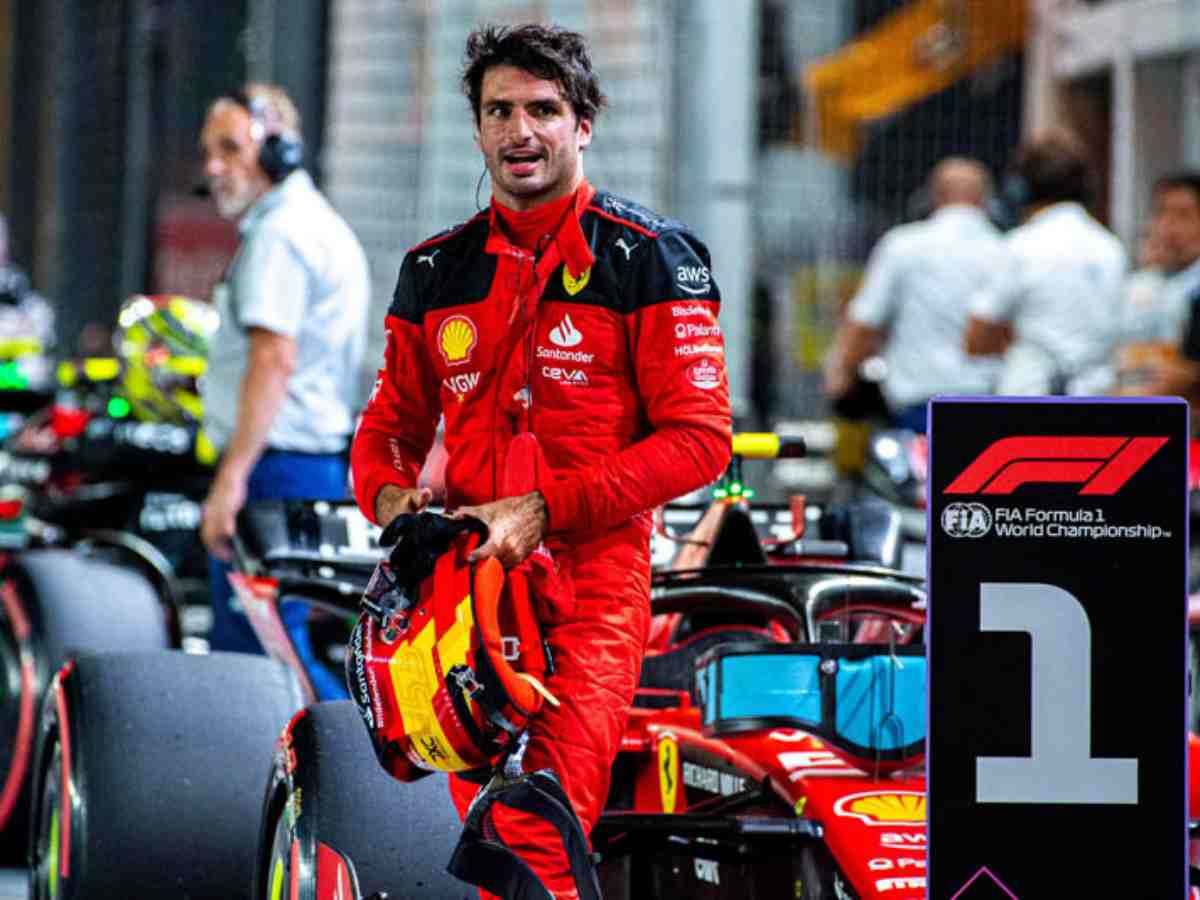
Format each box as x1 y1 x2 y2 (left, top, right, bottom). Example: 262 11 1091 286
351 181 732 897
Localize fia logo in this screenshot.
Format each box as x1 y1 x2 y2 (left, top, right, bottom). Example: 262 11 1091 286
940 502 992 538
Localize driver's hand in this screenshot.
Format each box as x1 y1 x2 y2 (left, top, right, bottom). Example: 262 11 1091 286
455 491 548 569
201 474 248 562
375 484 433 527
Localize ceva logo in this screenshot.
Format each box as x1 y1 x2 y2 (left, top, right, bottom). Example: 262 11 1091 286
944 436 1167 496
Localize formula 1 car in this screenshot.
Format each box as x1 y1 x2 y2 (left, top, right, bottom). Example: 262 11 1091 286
0 296 218 855
25 435 929 899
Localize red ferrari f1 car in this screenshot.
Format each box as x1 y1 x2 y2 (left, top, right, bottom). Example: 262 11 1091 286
27 434 932 899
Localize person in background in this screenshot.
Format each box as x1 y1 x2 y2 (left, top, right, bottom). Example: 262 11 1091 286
0 212 55 357
1112 216 1182 393
197 83 370 697
351 24 731 898
824 157 1006 432
1132 173 1200 399
966 130 1127 395
1119 221 1173 341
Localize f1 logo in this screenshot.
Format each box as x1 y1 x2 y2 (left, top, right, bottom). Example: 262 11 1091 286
944 436 1167 495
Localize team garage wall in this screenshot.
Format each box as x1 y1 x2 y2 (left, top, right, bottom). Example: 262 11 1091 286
322 0 676 387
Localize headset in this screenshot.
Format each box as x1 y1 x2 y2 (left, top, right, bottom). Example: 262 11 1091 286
228 88 304 183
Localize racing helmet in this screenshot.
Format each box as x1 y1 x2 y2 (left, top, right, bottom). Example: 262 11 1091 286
347 512 556 782
113 294 218 425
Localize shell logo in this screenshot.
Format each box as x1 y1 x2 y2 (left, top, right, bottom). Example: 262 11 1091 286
437 315 478 366
833 791 926 826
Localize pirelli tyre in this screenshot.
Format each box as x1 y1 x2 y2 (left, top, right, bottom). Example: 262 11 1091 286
254 700 470 900
28 651 304 900
0 550 168 859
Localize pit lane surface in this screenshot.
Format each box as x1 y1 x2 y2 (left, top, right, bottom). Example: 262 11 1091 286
0 870 23 899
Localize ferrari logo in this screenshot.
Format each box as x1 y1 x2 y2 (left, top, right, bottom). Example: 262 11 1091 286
658 736 679 813
563 266 591 296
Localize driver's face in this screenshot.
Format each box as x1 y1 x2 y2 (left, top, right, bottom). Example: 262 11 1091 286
476 65 592 212
200 100 272 220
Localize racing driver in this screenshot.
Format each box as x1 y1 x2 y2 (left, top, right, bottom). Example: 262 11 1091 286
350 23 732 899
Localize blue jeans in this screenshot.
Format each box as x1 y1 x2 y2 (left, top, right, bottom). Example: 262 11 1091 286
207 449 350 700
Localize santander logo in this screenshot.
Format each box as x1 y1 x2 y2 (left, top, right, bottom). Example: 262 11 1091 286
549 314 583 348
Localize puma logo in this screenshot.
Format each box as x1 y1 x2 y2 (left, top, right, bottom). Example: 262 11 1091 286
615 238 637 260
417 249 441 268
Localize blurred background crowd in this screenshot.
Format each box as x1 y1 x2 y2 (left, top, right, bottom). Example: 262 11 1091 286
0 0 1197 498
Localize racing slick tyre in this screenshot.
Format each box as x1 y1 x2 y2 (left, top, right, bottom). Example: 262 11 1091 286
0 550 168 860
254 700 471 900
28 650 304 900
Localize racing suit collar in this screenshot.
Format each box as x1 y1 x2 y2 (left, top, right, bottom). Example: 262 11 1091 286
485 180 596 279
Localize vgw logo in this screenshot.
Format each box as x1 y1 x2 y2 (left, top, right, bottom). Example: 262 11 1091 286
941 503 992 538
944 436 1168 495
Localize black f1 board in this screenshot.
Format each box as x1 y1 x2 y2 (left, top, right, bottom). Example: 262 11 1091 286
927 397 1188 899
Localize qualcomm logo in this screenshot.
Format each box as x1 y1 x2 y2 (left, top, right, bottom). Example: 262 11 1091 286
549 313 583 348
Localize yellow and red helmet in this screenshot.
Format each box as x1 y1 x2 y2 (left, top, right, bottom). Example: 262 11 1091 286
347 513 555 781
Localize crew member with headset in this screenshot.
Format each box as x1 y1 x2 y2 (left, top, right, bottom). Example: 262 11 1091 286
197 83 370 695
965 129 1127 395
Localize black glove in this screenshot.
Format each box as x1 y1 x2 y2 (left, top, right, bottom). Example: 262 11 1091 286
380 512 488 582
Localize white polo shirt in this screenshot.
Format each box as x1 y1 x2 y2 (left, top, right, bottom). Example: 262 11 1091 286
848 204 1007 410
970 202 1127 395
203 171 370 454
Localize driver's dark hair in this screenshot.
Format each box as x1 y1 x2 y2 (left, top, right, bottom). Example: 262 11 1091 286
462 24 607 125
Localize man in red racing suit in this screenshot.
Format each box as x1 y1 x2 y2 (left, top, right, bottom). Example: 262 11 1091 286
351 23 731 899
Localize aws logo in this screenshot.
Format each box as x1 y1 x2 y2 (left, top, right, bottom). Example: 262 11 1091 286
676 265 711 296
437 315 478 366
944 436 1167 495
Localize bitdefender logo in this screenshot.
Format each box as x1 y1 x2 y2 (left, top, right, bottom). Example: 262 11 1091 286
944 436 1167 495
